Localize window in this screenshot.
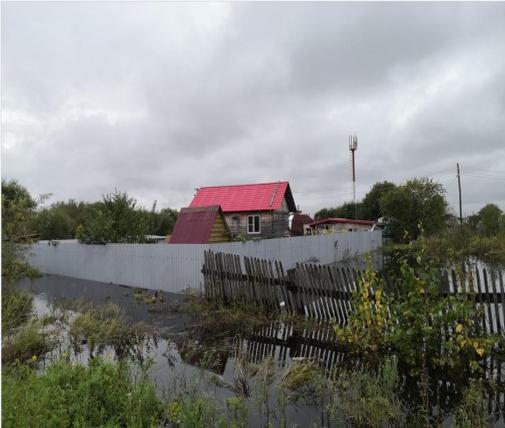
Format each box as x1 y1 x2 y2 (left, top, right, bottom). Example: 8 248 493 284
247 215 261 234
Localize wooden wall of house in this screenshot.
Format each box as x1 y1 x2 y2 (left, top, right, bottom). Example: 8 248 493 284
224 210 289 239
208 214 231 243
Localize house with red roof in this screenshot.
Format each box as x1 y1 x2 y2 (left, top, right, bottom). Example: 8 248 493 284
188 181 297 239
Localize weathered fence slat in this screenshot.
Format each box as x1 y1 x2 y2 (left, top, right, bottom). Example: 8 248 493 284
202 251 505 332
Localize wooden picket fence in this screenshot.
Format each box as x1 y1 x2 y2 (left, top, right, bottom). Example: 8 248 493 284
233 321 505 420
202 250 505 334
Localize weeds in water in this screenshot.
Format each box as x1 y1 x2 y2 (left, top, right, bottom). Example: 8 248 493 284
281 360 321 392
179 339 230 373
69 302 148 359
454 379 492 428
2 319 53 365
181 291 273 335
328 357 407 428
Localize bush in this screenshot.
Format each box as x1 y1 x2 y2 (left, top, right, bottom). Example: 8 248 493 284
336 244 497 373
2 358 163 428
2 320 51 365
2 288 33 335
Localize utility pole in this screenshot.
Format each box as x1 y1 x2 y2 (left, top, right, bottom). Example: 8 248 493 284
349 135 358 220
457 163 463 228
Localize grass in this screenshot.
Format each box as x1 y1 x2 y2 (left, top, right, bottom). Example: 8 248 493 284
68 302 149 359
2 358 163 428
180 291 274 336
2 320 53 365
395 229 505 266
328 358 407 428
454 379 493 428
280 359 321 392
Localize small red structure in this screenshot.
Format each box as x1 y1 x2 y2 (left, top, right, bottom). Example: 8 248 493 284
170 205 231 244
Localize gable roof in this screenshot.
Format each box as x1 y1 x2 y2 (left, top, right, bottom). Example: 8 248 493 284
170 205 228 244
189 181 297 213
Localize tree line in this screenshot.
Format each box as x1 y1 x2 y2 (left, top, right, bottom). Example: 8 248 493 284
1 180 178 244
3 177 504 246
314 177 505 243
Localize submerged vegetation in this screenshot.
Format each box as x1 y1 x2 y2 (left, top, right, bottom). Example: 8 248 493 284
337 241 501 375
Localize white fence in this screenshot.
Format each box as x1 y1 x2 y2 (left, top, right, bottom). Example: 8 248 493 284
29 231 382 293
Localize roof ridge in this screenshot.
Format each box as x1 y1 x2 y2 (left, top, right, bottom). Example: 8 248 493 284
197 181 288 190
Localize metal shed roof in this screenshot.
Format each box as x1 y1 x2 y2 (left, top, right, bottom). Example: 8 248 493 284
170 205 224 244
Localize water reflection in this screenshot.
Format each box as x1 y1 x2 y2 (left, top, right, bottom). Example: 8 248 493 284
17 273 505 427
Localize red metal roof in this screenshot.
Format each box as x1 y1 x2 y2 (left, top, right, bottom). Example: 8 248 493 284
309 218 376 227
189 181 297 213
170 205 223 244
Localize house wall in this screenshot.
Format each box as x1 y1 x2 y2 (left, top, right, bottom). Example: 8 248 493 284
208 214 231 243
223 196 290 239
310 222 372 235
225 211 290 239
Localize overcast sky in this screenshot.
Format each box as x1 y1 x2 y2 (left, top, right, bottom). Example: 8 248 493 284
2 2 505 217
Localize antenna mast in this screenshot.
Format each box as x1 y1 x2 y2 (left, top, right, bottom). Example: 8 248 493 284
349 135 358 219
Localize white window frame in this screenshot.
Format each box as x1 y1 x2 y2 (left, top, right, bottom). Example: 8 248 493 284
247 215 261 234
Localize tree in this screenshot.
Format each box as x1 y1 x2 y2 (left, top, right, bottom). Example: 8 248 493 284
380 178 448 242
32 207 74 240
1 180 40 282
152 208 178 236
1 179 37 239
315 202 362 220
360 181 396 221
76 190 150 244
477 204 503 236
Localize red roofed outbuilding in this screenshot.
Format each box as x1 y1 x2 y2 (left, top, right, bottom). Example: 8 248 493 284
170 206 231 244
189 181 297 239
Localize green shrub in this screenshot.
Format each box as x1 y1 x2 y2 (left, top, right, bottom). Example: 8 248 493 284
336 244 497 373
2 320 51 365
2 288 33 335
2 358 162 428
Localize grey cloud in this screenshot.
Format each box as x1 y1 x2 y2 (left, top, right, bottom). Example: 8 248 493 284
2 2 505 216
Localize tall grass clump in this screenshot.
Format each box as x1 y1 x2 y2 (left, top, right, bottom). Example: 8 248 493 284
2 320 52 364
328 358 406 427
69 302 148 359
2 358 163 428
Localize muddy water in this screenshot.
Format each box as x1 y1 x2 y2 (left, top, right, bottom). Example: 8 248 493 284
18 274 331 427
17 273 505 427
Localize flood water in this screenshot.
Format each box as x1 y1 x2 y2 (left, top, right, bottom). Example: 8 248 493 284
17 273 505 427
18 274 333 427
